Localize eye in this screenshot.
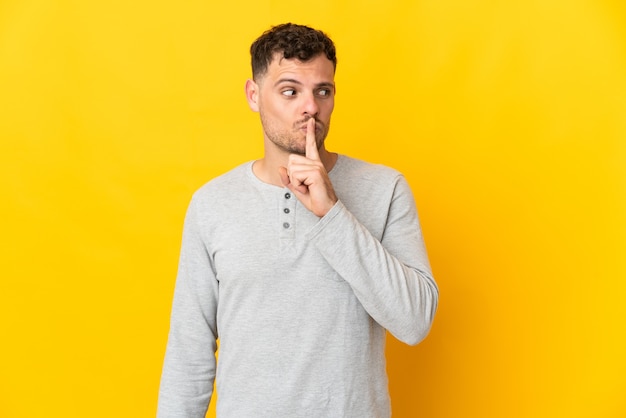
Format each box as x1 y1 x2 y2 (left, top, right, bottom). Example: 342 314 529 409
317 88 332 97
282 89 297 97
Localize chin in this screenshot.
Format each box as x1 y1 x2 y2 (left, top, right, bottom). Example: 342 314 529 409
288 146 306 156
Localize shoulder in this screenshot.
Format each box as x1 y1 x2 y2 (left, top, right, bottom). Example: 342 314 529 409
190 162 254 207
331 155 403 188
329 155 414 237
331 154 412 207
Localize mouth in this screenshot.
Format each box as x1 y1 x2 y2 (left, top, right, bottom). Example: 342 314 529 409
298 119 321 133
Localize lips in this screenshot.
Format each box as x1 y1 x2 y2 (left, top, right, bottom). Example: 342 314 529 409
298 120 321 132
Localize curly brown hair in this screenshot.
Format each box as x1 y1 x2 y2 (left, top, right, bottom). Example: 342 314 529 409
250 23 337 80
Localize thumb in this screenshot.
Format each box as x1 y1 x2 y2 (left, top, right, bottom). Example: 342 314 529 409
278 166 290 187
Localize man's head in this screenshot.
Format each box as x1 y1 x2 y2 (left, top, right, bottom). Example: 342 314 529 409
246 23 337 157
250 23 337 82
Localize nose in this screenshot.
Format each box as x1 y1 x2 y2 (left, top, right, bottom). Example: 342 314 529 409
301 91 320 117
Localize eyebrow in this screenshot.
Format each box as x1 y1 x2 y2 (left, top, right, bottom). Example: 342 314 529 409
274 78 335 89
274 78 301 87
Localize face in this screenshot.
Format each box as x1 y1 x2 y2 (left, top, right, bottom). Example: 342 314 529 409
246 53 336 156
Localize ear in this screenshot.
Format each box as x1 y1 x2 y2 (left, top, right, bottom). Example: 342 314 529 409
245 79 260 112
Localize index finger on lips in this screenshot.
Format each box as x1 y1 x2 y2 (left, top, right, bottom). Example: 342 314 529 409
305 117 320 161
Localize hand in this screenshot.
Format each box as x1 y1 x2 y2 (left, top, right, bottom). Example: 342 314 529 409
279 118 338 217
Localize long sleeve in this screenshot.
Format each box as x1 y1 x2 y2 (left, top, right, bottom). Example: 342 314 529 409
306 174 438 345
157 197 219 418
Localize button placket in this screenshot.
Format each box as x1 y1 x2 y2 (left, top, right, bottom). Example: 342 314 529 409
279 189 296 240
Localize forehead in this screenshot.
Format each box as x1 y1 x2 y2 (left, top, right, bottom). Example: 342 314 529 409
263 53 335 84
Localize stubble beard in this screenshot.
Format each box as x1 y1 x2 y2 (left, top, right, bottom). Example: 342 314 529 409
261 114 330 156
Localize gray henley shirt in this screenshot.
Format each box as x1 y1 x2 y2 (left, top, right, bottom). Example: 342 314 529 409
158 155 438 418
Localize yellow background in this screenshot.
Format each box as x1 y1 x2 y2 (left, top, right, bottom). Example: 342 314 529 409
1 0 625 417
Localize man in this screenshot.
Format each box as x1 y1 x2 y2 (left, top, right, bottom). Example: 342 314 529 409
158 23 438 418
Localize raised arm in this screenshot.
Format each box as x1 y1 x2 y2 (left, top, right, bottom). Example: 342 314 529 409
306 176 438 345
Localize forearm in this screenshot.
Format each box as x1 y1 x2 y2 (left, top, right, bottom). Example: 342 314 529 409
158 285 217 418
